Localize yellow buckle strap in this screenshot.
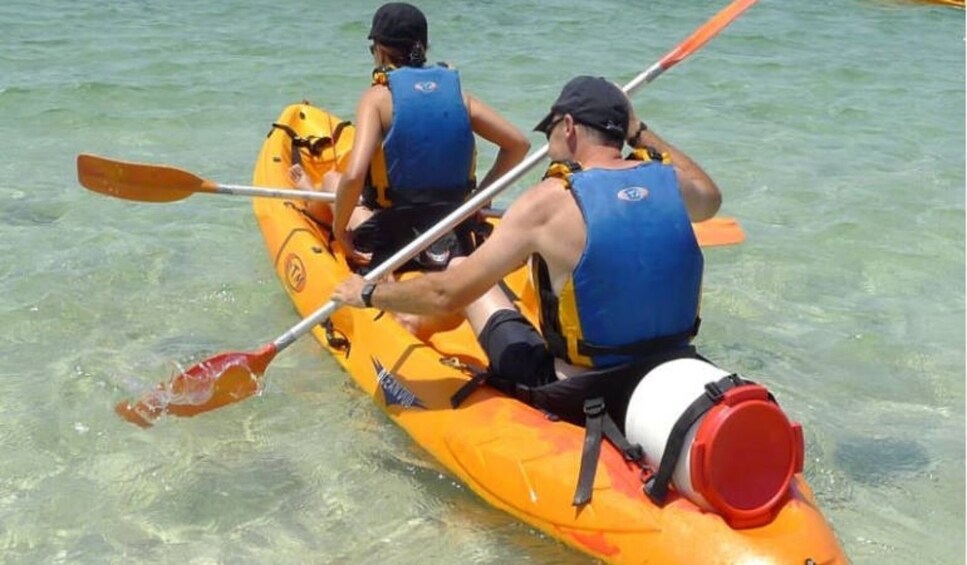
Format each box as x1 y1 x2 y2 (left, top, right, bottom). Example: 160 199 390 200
542 160 582 190
370 65 397 87
628 147 671 165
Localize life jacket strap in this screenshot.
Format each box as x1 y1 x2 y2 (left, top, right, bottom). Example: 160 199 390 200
541 159 582 189
382 186 472 207
532 255 571 362
643 373 748 505
371 65 395 86
576 318 701 358
534 240 700 366
627 146 670 164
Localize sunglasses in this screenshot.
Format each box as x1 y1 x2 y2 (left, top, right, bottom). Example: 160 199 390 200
369 44 377 55
544 116 565 140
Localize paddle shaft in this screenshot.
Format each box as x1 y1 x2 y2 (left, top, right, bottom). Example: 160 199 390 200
270 0 758 353
194 182 501 218
211 182 335 202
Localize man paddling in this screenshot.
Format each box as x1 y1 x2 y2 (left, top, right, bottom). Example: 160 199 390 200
333 76 721 412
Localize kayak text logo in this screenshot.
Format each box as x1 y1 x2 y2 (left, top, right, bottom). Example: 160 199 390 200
284 253 307 293
372 357 426 409
617 186 649 202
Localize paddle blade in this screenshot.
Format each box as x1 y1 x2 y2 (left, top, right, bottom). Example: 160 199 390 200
77 153 211 203
115 344 278 427
694 216 745 247
660 0 758 70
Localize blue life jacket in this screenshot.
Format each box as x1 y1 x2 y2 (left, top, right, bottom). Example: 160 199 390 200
365 65 476 208
534 155 703 368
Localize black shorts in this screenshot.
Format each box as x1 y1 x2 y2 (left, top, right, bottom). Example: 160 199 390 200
354 205 478 274
477 310 700 426
477 309 556 388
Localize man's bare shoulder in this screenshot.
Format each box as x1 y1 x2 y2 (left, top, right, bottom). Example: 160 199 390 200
504 177 570 226
476 177 571 264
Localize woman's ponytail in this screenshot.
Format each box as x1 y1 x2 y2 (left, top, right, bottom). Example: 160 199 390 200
407 42 427 67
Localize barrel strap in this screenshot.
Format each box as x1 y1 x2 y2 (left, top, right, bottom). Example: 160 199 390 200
574 398 606 506
573 397 646 506
451 372 651 507
643 373 747 505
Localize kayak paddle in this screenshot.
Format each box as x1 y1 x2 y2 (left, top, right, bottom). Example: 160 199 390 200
76 153 336 204
694 216 744 247
77 154 744 246
114 0 758 427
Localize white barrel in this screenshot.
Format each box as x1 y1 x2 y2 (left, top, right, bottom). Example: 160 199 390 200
624 357 731 510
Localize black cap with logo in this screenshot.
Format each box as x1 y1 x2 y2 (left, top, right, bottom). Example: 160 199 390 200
368 2 428 48
534 76 630 141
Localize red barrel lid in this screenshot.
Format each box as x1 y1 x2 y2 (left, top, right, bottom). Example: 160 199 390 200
689 384 804 529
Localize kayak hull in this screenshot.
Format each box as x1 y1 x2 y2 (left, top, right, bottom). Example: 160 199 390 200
252 102 847 564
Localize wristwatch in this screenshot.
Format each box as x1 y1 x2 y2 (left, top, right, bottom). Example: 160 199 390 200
361 282 377 308
628 120 648 146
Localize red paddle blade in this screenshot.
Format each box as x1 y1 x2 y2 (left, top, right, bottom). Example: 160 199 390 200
115 344 277 427
659 0 759 71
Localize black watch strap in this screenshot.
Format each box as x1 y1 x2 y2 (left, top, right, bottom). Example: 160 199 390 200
629 120 648 145
361 282 377 308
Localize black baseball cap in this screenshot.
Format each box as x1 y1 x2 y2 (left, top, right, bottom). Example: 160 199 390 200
534 76 630 141
368 3 428 48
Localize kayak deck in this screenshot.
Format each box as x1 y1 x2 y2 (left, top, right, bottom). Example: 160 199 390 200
252 102 846 563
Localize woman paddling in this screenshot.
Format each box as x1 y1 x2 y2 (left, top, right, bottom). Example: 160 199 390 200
290 2 529 272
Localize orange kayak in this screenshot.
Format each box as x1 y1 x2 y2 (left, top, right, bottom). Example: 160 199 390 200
252 102 847 564
914 0 964 6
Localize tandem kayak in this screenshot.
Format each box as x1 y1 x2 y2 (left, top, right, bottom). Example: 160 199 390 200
251 102 846 564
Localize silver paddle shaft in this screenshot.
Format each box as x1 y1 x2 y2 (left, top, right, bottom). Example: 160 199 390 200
215 183 334 202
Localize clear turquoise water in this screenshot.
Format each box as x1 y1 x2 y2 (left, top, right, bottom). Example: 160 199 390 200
0 0 963 563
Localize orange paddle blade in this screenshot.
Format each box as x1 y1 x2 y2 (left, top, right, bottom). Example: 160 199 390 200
77 153 216 203
694 216 745 247
659 0 759 70
115 344 277 427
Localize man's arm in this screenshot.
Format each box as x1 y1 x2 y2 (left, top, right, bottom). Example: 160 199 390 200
640 128 721 222
626 114 722 222
332 179 558 314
